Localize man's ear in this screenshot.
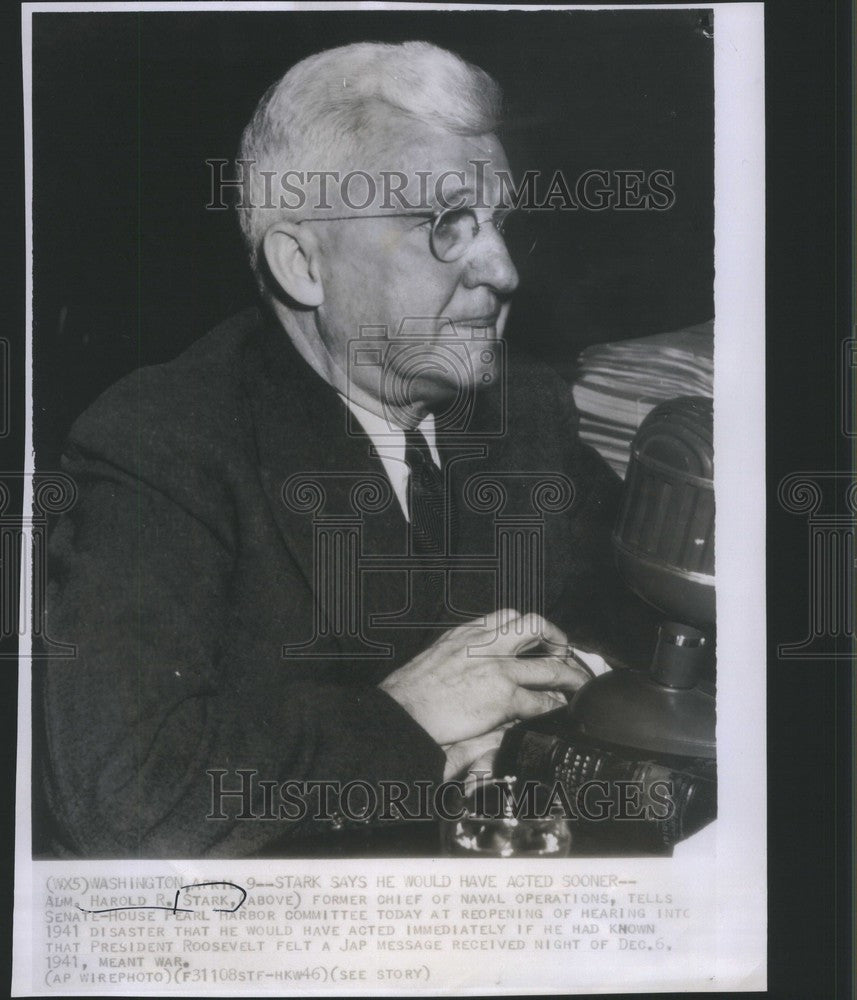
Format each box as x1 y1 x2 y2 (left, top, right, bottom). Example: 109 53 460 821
261 222 325 307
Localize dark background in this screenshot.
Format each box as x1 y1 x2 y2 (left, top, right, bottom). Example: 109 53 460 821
31 8 714 466
2 3 854 999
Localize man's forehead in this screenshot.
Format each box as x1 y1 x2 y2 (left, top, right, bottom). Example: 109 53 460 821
383 128 511 204
397 127 508 171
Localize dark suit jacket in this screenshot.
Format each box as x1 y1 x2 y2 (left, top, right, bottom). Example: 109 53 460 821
36 306 658 858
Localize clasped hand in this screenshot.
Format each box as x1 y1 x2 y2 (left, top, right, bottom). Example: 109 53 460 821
379 609 592 781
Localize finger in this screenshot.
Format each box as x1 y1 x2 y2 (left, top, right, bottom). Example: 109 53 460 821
512 614 569 654
452 726 509 759
551 654 594 692
480 607 524 632
462 749 505 794
439 608 522 648
478 612 569 657
443 727 510 782
563 646 600 681
446 608 521 637
446 721 516 748
459 722 528 790
510 686 568 720
505 655 592 691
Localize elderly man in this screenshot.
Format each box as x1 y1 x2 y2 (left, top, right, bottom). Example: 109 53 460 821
37 41 657 858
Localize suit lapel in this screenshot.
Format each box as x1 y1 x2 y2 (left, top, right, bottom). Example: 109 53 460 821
438 382 573 624
241 313 437 671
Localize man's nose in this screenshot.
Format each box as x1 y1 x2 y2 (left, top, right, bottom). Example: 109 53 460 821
461 225 520 295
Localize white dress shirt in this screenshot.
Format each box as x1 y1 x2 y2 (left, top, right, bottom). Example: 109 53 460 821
338 393 440 521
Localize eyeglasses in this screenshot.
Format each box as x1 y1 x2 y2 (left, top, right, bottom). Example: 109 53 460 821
295 205 536 265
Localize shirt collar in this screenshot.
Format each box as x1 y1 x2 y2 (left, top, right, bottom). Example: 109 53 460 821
338 393 440 466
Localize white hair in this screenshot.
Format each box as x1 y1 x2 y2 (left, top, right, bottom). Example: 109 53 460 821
237 41 503 277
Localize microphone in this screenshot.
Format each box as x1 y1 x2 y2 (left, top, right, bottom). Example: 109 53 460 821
496 396 717 854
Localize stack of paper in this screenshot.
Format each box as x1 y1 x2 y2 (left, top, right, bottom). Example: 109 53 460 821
571 320 714 478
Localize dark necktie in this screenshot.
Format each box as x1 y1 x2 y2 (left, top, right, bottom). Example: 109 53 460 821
404 428 454 556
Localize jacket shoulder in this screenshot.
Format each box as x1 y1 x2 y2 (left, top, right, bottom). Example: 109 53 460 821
505 351 582 439
67 307 264 464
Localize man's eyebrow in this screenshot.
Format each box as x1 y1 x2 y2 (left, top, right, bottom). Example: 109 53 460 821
433 184 501 210
433 184 473 209
435 184 473 205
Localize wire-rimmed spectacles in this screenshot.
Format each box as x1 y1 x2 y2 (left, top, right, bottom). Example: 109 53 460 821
295 205 533 264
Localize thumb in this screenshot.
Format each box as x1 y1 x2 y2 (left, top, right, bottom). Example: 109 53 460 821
443 726 511 782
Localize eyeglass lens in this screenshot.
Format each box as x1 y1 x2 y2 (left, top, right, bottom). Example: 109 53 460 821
430 208 536 266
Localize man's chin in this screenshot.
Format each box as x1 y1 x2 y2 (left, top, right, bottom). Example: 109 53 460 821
376 332 503 423
410 368 502 427
415 371 478 403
